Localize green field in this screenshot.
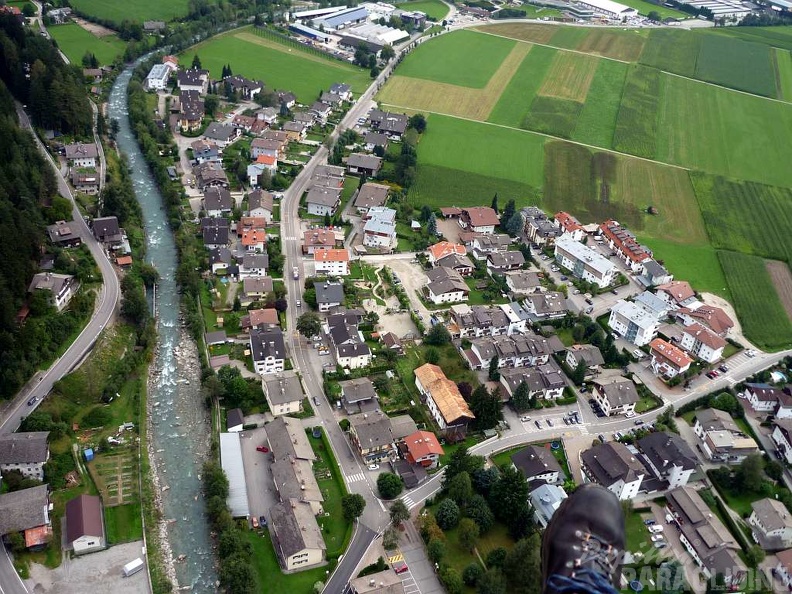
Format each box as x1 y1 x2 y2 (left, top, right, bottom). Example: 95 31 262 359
691 173 792 263
613 0 688 18
638 29 700 78
69 0 190 23
396 29 515 88
105 503 143 544
418 114 545 187
775 48 792 101
572 59 628 147
641 237 728 297
182 28 371 103
410 164 540 208
714 26 792 53
717 251 792 350
488 44 556 126
694 35 776 97
49 23 126 66
612 65 661 158
395 0 450 20
656 74 792 189
524 96 582 138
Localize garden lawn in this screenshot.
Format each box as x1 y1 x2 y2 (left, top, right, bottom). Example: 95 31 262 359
394 0 449 20
717 251 792 351
395 29 515 88
182 28 371 103
572 59 628 147
309 431 350 557
48 23 126 66
656 73 792 189
69 0 190 23
488 44 556 127
104 502 143 545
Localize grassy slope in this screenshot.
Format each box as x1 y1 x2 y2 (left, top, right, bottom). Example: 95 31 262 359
774 48 792 101
572 59 628 147
69 0 190 23
394 0 450 20
182 29 370 103
717 251 792 350
694 34 776 98
642 237 728 298
488 44 556 127
656 73 792 189
396 29 515 88
49 23 126 66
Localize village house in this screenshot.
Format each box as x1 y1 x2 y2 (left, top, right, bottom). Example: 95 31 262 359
349 571 405 594
511 445 564 485
203 187 233 218
522 290 567 321
47 221 82 248
315 281 345 313
499 364 567 401
363 131 388 152
531 484 568 528
749 498 792 551
247 189 274 222
349 411 394 463
193 161 229 191
459 207 499 234
362 207 397 250
176 68 209 94
636 432 697 489
203 122 240 148
71 170 100 195
346 153 382 177
679 322 725 363
775 550 792 590
696 408 759 464
28 273 77 312
608 299 661 347
0 432 49 481
191 139 221 164
92 216 124 246
303 228 344 254
504 270 542 296
339 377 378 415
240 307 279 332
309 101 332 124
240 277 274 306
649 338 693 379
675 304 734 337
306 186 342 217
65 494 105 555
487 250 525 273
248 155 278 186
0 485 50 545
465 332 562 370
427 242 466 266
250 326 286 375
282 121 307 141
263 371 304 417
424 267 469 305
314 248 350 276
656 280 698 309
203 225 230 250
554 211 585 241
241 224 267 253
523 207 559 246
209 247 233 274
436 253 474 277
251 137 286 160
65 143 98 168
414 363 475 441
592 377 639 417
368 109 409 140
223 75 262 99
470 234 511 260
449 304 511 338
665 487 746 586
565 344 604 378
145 63 171 90
581 441 645 500
178 90 204 132
742 383 784 413
327 313 372 369
270 499 325 571
354 182 389 214
401 430 443 469
637 259 673 288
237 252 267 278
599 219 652 272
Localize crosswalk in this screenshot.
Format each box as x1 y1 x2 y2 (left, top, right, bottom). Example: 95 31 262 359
388 553 404 564
401 495 417 510
346 472 366 483
282 235 298 241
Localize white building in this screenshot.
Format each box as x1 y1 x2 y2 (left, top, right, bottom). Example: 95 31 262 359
250 327 286 375
554 236 618 288
425 268 469 304
679 322 725 363
362 207 397 249
530 484 568 528
263 371 304 417
608 300 660 347
28 273 77 312
749 498 792 551
575 0 638 18
0 432 49 481
593 377 639 417
146 63 171 90
65 494 105 555
581 442 645 500
637 432 697 489
314 248 350 276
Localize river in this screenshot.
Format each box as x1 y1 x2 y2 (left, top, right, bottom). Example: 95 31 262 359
109 66 218 591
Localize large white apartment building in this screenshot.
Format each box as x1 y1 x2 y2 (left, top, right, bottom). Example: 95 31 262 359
554 236 618 288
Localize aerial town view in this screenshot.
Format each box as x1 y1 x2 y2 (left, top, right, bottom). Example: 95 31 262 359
1 0 792 593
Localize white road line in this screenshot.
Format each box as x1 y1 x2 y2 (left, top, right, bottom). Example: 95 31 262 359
402 496 416 509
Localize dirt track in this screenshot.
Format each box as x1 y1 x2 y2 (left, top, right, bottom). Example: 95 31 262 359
74 17 116 38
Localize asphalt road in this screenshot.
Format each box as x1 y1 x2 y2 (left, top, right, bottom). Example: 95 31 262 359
0 106 120 438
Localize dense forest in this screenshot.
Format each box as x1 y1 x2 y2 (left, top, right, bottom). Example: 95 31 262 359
0 14 91 137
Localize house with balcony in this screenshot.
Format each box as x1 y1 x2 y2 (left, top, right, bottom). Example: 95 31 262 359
565 345 604 379
314 248 350 276
28 273 77 312
695 408 759 464
581 441 645 500
592 377 639 417
424 268 469 305
749 498 792 551
679 323 725 364
636 431 697 489
608 300 661 347
401 430 443 469
348 411 393 464
499 365 567 401
511 445 564 485
554 236 617 288
649 338 693 379
250 327 286 375
0 432 50 481
263 371 304 417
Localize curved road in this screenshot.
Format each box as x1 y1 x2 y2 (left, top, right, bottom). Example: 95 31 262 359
0 105 120 437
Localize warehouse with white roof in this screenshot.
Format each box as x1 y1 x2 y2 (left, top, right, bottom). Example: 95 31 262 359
219 432 250 518
574 0 638 18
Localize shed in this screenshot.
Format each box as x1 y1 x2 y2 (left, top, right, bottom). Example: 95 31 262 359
227 408 245 432
83 448 94 462
219 432 250 518
65 494 105 555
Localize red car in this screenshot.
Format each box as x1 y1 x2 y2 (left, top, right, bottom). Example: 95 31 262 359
394 563 409 574
256 446 269 453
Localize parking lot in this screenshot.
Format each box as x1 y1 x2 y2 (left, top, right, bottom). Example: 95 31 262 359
238 427 279 526
26 541 148 594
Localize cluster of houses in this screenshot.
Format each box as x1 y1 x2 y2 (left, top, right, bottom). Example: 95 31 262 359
0 432 106 555
63 142 100 196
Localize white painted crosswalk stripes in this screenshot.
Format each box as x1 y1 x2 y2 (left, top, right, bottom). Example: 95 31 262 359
402 495 416 510
346 472 365 483
282 235 298 241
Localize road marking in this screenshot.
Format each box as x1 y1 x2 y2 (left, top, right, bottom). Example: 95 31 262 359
346 472 365 483
402 495 416 510
388 553 404 564
283 236 298 241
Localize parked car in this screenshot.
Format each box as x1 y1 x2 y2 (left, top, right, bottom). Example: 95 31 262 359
651 534 664 542
394 563 409 574
644 519 656 526
560 275 568 281
654 542 667 549
585 306 594 314
535 420 543 429
634 420 644 426
259 515 267 526
520 416 531 422
547 419 554 427
597 434 606 443
610 289 618 295
573 289 581 295
251 516 259 529
585 298 594 305
649 525 664 533
256 446 269 453
719 364 729 373
367 464 380 471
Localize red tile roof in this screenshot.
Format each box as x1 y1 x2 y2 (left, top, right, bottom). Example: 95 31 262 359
650 338 693 370
428 241 466 261
683 322 726 350
554 211 584 233
599 219 651 264
462 207 500 228
658 281 696 303
315 248 349 262
404 430 444 462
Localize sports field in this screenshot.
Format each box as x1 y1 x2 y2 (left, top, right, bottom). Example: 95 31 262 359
379 25 792 339
49 23 126 66
394 0 449 20
181 28 371 103
69 0 190 23
718 251 792 350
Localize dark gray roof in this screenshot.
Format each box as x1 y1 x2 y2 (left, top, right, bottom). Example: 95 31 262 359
47 221 81 245
177 68 208 86
488 251 525 268
0 432 49 464
349 411 393 450
92 216 121 241
270 500 325 557
227 408 244 428
339 378 377 404
205 330 228 345
500 364 566 395
436 253 473 271
250 327 286 362
201 217 229 230
209 247 233 266
242 253 269 270
329 321 360 346
248 189 273 212
65 142 98 159
338 343 371 358
594 377 639 407
566 344 605 367
315 281 345 305
263 371 304 406
267 416 315 461
581 442 645 487
695 408 738 433
203 187 233 211
203 226 229 246
347 153 382 171
511 445 563 480
637 431 697 474
0 485 49 535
